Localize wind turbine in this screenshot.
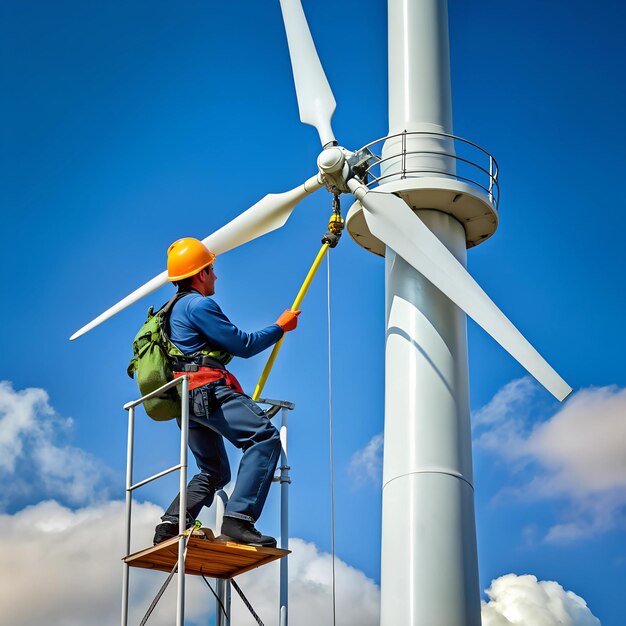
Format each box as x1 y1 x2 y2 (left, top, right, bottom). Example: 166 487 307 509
71 1 571 624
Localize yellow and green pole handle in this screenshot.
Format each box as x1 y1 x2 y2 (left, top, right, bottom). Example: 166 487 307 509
252 203 343 401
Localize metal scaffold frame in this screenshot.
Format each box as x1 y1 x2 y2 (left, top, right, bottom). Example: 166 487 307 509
120 375 294 626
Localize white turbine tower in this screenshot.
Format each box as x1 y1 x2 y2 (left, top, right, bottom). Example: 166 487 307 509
359 2 491 623
71 1 571 624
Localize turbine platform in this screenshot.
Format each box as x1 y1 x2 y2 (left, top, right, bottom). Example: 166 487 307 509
124 529 290 579
347 130 500 254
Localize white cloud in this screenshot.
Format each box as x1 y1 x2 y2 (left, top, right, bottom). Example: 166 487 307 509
0 499 380 626
0 499 214 626
527 386 626 494
231 538 380 626
481 574 600 626
349 433 384 486
0 380 379 624
0 381 52 472
2 379 605 624
473 377 539 430
0 381 113 506
474 378 626 540
2 496 601 626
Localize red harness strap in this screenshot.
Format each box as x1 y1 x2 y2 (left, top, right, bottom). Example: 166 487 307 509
174 366 244 394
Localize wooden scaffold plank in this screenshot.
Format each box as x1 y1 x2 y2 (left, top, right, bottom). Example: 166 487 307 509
124 529 289 579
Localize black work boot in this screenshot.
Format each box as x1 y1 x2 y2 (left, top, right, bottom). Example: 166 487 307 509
219 517 277 548
153 522 179 544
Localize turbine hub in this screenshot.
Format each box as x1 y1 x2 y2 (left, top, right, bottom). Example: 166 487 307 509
317 146 353 195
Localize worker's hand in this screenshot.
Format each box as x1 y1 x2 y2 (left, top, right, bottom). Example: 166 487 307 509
276 309 301 332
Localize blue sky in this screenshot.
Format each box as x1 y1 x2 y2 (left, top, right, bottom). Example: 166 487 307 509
2 1 625 624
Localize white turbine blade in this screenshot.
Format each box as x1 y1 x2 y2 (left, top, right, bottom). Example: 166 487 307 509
203 173 322 254
70 174 322 341
70 271 168 341
348 181 572 401
279 0 336 146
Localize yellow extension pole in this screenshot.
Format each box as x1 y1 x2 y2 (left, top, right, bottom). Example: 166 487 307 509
252 242 330 400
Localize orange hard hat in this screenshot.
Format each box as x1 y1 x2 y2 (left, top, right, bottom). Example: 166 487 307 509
167 237 216 282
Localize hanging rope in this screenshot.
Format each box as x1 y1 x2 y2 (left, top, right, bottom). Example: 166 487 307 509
327 252 337 626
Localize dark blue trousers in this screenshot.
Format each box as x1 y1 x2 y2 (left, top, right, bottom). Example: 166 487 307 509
162 382 281 525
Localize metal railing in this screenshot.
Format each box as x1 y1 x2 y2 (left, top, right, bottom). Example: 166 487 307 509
121 375 190 626
120 378 294 626
358 130 500 209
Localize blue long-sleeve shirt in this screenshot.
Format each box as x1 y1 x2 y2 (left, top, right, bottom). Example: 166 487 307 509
169 291 283 358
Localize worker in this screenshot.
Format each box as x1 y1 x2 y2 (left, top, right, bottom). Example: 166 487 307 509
153 237 300 547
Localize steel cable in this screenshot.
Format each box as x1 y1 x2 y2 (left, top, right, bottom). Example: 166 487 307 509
327 253 337 626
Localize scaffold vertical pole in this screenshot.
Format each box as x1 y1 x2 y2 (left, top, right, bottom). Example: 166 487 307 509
279 406 290 626
176 375 190 626
216 578 231 626
216 490 231 626
121 406 135 626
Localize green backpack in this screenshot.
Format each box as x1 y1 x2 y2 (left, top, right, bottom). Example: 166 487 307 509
127 292 189 421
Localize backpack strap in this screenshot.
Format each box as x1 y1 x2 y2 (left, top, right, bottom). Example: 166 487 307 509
162 290 235 367
162 290 193 338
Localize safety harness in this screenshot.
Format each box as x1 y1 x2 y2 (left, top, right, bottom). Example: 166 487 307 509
171 353 244 394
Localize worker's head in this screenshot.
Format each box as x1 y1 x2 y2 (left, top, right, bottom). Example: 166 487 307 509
167 237 217 296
